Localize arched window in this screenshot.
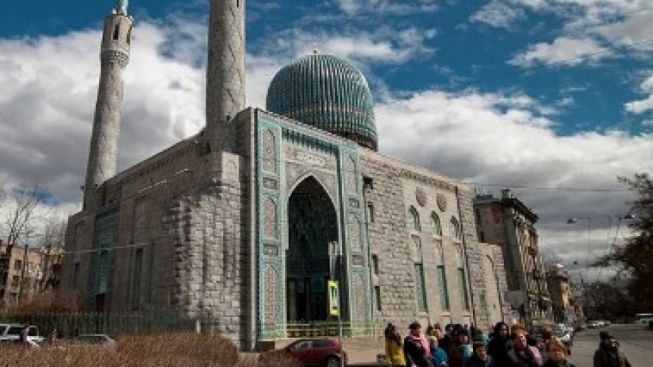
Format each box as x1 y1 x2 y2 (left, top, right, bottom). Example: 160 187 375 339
430 212 442 236
407 206 420 231
450 217 462 240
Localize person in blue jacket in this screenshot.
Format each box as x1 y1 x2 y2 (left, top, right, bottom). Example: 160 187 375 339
428 336 449 367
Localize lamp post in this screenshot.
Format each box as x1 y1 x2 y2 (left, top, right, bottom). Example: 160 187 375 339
566 217 592 269
567 217 592 320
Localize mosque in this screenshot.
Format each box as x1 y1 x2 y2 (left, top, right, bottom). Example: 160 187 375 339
62 0 511 349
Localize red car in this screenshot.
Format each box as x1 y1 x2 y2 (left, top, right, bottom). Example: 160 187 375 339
261 338 347 367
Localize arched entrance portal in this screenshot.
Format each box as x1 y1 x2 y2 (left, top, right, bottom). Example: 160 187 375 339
287 176 338 322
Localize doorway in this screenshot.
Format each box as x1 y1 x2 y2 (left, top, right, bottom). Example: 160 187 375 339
287 177 338 322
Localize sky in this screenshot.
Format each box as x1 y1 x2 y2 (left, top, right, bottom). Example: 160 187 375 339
0 0 652 281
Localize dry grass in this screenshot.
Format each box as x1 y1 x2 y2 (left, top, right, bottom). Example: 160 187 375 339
0 333 302 367
5 290 82 314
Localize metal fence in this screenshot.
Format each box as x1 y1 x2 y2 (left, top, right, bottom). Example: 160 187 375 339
0 311 199 339
285 321 385 339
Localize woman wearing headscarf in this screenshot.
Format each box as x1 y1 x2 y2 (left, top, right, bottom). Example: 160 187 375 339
488 322 510 366
385 323 407 367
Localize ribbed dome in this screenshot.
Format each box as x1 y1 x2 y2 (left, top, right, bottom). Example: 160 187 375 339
266 54 378 150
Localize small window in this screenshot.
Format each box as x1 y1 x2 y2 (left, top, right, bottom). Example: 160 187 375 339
13 260 22 271
372 255 379 275
458 268 470 310
236 0 240 8
113 25 120 41
374 286 382 311
415 263 427 312
407 206 420 231
132 249 143 310
127 27 132 45
367 202 375 223
363 176 374 190
72 262 80 287
450 217 462 240
430 212 442 236
437 265 450 311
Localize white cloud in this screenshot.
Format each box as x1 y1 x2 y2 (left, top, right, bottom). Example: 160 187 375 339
625 74 653 114
509 37 610 67
0 22 207 207
470 0 526 28
261 27 436 65
375 89 651 266
333 0 438 17
475 0 653 67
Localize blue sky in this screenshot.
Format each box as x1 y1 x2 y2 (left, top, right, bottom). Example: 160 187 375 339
3 0 652 135
0 0 651 275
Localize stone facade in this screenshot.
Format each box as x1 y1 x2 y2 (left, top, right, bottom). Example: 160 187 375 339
64 1 515 351
546 264 582 325
474 190 553 325
64 107 514 347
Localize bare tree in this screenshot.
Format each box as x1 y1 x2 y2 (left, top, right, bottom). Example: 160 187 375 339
38 214 67 291
3 183 43 247
1 183 44 303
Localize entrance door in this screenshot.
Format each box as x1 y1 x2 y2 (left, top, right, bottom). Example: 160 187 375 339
287 177 338 323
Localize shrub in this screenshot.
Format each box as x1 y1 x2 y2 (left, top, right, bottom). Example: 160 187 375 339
0 332 301 367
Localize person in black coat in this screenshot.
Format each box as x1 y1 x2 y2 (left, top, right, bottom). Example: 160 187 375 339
404 322 433 367
488 322 510 366
465 342 496 367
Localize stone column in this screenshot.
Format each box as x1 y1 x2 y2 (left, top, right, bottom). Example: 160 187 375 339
206 0 246 148
84 13 132 209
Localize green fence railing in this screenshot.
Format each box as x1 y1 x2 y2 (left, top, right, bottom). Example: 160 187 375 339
0 311 199 339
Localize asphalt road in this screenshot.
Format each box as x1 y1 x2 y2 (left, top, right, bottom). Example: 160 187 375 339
568 324 653 367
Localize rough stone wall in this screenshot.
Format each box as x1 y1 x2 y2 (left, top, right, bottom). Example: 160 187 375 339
361 150 479 327
456 188 488 328
360 154 417 326
62 212 96 299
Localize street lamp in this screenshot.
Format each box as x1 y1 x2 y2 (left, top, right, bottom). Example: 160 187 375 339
566 217 592 268
567 217 592 319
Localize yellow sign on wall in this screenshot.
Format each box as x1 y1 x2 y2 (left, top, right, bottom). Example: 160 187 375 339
328 280 340 317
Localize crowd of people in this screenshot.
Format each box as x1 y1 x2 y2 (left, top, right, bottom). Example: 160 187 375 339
383 321 632 367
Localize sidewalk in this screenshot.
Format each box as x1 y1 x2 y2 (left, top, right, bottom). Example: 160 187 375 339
342 337 384 366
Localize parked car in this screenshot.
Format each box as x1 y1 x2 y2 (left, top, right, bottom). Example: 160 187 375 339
587 320 601 329
70 334 117 348
554 324 574 355
259 338 347 367
0 324 45 344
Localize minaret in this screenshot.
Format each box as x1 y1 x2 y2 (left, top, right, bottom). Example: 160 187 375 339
84 3 133 209
205 0 246 147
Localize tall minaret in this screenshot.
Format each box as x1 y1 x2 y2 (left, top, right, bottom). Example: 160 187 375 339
84 3 133 209
206 0 246 147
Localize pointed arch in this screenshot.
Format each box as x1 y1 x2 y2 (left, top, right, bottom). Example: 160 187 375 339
430 211 442 236
450 216 461 240
286 175 339 322
407 206 420 231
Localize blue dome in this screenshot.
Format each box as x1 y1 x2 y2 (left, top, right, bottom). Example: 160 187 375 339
266 54 378 150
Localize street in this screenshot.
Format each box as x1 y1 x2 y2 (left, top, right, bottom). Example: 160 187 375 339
341 324 653 366
569 324 653 367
